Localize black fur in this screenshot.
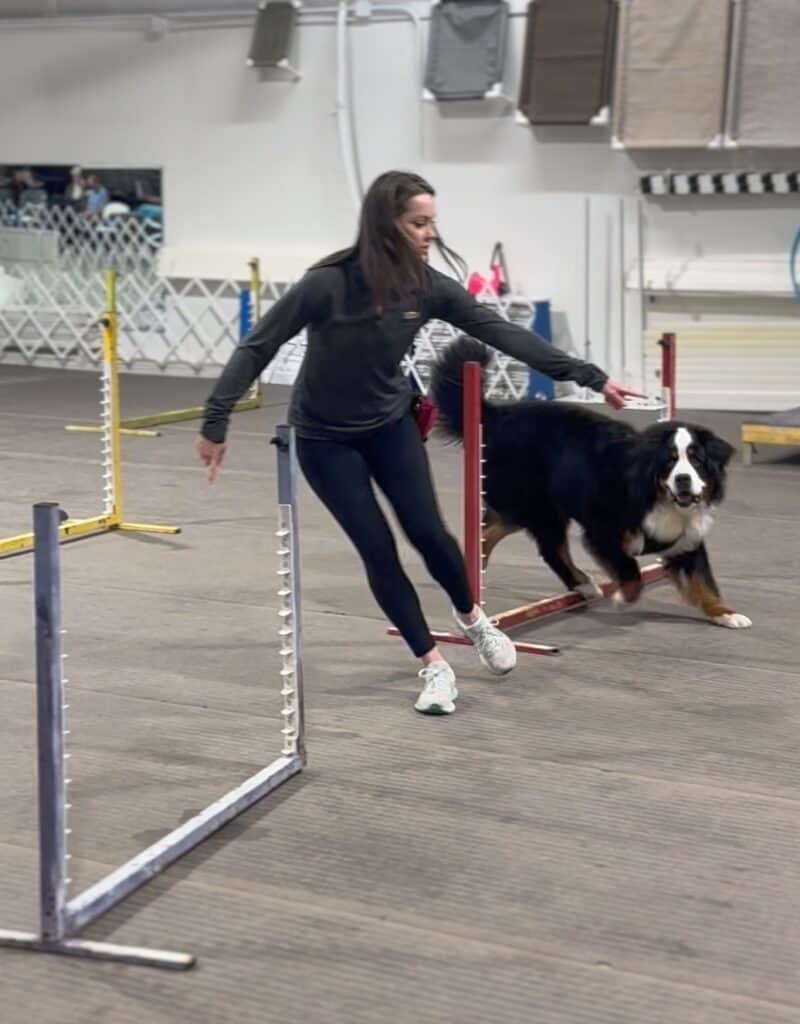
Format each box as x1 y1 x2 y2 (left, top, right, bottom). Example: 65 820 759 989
430 336 734 606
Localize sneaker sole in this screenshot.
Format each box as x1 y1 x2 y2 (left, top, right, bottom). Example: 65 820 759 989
414 702 455 715
478 655 516 676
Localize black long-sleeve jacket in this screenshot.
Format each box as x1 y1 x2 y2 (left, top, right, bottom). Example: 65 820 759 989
201 252 608 443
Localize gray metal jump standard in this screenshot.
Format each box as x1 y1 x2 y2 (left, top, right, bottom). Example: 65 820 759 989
0 424 306 970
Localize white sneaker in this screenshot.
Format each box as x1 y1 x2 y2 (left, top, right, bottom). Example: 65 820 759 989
453 606 517 676
414 662 458 715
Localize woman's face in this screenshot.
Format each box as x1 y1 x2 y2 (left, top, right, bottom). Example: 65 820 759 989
396 193 438 262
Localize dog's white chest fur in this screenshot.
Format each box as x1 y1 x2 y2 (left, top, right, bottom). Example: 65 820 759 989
624 503 715 557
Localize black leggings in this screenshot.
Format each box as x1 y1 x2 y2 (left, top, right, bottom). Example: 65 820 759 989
296 413 474 657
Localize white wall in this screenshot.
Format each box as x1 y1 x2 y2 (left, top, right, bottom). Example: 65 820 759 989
1 10 798 393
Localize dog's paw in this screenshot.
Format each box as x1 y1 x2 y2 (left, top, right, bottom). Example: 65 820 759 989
574 577 603 600
609 588 627 609
711 612 752 629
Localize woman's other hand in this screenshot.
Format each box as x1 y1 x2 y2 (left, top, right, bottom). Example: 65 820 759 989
195 436 226 483
601 380 647 410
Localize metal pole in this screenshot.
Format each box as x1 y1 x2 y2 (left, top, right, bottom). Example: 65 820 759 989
101 269 123 523
246 258 262 403
658 332 677 421
33 502 68 942
275 425 305 761
249 258 262 322
462 363 483 608
619 197 627 379
238 286 252 341
583 195 592 364
637 197 647 391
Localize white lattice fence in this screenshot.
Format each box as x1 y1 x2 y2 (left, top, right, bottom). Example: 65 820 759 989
0 265 101 367
0 200 545 394
401 290 538 401
0 269 544 396
0 199 160 277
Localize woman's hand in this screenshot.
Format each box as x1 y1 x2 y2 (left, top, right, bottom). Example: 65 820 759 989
195 436 226 483
601 380 647 410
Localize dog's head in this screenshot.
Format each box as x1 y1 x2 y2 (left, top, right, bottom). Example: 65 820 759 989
635 422 734 510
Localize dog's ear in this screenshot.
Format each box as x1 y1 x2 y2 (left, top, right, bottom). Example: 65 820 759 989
628 434 662 511
691 427 734 504
696 429 735 470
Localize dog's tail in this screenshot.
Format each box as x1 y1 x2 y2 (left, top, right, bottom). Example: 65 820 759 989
429 335 491 441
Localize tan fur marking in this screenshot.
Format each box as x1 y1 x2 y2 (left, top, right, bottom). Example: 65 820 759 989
671 571 731 619
482 517 522 566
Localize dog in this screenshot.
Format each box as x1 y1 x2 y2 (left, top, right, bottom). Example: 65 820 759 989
430 337 751 629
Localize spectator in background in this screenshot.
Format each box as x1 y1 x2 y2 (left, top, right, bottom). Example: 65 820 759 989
64 165 86 207
11 167 45 206
83 173 109 219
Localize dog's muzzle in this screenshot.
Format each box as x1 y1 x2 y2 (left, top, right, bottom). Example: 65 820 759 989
668 473 703 508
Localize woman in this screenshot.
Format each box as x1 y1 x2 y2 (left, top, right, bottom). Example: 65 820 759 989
196 170 643 716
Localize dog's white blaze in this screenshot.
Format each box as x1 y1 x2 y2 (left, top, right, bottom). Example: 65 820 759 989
667 426 705 496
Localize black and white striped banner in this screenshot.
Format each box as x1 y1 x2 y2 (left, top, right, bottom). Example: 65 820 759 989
640 171 800 196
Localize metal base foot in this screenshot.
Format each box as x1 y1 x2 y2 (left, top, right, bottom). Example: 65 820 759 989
0 930 194 970
65 425 161 438
118 522 182 536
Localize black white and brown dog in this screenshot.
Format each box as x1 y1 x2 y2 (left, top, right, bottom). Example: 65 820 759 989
431 337 751 629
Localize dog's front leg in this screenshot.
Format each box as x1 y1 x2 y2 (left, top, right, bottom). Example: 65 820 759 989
665 545 752 628
582 529 643 603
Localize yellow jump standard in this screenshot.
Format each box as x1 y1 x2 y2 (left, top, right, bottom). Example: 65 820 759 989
65 258 264 438
0 270 179 559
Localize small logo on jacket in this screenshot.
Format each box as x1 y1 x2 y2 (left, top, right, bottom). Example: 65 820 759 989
403 311 420 320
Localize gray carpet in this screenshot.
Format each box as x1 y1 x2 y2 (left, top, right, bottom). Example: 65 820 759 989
1 365 799 1023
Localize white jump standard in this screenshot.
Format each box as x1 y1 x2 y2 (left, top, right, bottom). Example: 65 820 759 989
0 425 306 970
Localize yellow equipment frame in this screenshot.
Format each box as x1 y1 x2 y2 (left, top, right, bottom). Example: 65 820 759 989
741 422 800 466
65 258 263 438
0 270 180 559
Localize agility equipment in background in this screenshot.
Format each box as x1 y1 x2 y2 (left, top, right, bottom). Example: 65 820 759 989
611 0 731 148
0 426 305 969
525 300 554 401
389 335 678 655
659 331 676 421
517 0 617 126
741 408 800 466
0 270 179 559
423 0 511 101
65 259 264 438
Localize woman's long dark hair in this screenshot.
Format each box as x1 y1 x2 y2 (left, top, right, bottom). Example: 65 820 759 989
354 170 468 308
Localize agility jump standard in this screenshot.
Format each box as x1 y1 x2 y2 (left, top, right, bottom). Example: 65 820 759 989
0 270 179 559
65 259 264 438
658 331 677 422
389 332 676 655
0 426 305 970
